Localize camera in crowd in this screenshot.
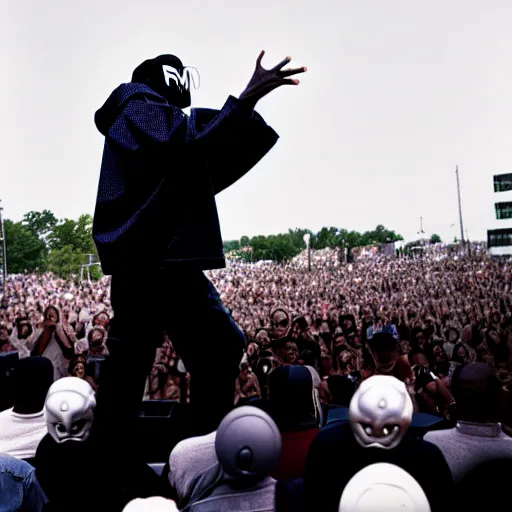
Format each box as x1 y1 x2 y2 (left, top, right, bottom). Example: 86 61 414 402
412 364 437 393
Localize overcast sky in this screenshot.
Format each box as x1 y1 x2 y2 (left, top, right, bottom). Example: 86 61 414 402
2 0 512 244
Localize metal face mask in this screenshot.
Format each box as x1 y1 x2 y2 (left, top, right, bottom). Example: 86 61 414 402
161 64 199 105
132 54 199 109
349 375 413 450
45 377 96 444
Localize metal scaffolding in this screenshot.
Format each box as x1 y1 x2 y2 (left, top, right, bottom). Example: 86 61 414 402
80 253 100 282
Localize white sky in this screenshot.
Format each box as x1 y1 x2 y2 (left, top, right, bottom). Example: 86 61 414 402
2 0 512 244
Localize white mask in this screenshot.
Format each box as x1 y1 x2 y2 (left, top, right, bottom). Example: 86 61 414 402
45 377 96 444
349 375 413 450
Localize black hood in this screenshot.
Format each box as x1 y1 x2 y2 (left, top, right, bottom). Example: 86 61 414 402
94 83 167 137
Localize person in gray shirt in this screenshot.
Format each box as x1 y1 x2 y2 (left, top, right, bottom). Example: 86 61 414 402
424 362 512 482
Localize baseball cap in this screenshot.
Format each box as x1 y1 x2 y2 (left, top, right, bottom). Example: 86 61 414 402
338 463 431 511
367 325 399 352
367 324 399 341
123 497 178 511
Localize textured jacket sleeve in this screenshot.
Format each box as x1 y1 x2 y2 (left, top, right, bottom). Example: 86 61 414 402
188 96 280 195
105 94 278 194
107 99 189 150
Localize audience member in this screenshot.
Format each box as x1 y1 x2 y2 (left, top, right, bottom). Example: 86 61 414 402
424 362 512 482
303 376 453 512
0 247 510 510
0 357 53 461
0 453 47 511
268 365 321 480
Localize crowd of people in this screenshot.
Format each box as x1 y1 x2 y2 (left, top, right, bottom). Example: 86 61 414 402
1 247 512 510
1 248 511 413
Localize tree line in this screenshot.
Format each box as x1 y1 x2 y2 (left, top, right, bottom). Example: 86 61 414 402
223 225 407 263
2 210 101 279
4 210 438 277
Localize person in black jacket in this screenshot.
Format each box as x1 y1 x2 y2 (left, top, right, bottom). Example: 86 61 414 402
302 421 453 512
91 50 306 484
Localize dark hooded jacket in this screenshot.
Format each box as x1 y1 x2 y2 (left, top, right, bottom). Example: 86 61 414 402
93 83 279 275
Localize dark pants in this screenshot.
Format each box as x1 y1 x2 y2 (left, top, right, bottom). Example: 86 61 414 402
93 268 246 464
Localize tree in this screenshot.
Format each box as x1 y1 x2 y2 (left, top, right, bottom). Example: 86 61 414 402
223 240 240 252
311 226 339 250
268 234 301 262
345 230 363 249
49 214 96 255
286 228 313 251
249 235 268 262
88 264 103 281
22 210 58 239
45 214 100 279
235 224 404 264
248 234 301 263
46 245 89 279
7 209 409 273
4 220 47 274
331 228 348 248
430 234 442 244
359 225 403 246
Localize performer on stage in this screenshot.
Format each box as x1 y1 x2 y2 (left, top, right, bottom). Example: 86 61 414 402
92 51 306 448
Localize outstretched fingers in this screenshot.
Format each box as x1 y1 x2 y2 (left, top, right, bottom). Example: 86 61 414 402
271 56 292 72
280 78 300 86
279 66 307 78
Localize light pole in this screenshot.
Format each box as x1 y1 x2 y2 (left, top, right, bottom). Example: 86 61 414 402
418 216 425 240
455 166 465 246
335 229 344 264
303 233 311 272
466 229 472 258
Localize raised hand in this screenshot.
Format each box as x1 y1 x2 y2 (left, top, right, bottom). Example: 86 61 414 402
239 50 307 109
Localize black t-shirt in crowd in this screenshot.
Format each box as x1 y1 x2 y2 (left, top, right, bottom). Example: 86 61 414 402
35 434 164 511
303 422 453 512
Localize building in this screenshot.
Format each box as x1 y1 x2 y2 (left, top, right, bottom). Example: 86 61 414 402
488 173 512 257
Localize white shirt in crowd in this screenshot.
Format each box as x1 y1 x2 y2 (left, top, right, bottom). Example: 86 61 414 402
9 327 41 359
41 335 69 381
0 408 47 460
